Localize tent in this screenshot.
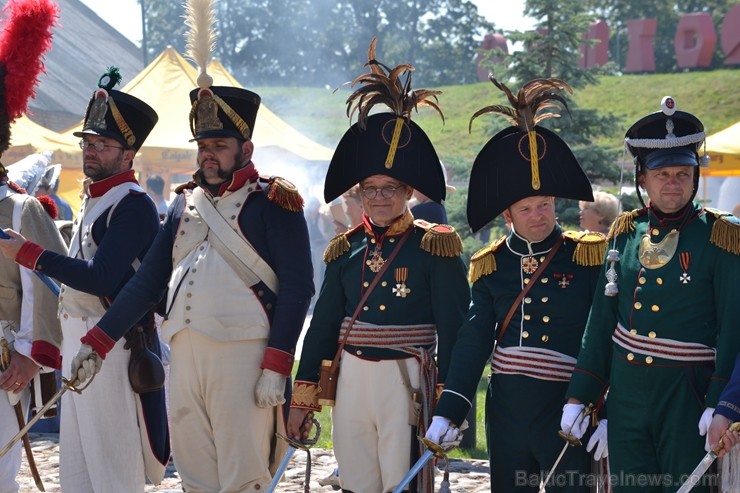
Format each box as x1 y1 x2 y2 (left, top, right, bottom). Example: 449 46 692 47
704 121 740 176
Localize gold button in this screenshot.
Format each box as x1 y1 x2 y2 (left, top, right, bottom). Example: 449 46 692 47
379 305 386 311
371 238 376 244
524 278 530 284
524 314 531 321
541 335 549 342
540 256 546 262
541 278 549 283
381 281 388 287
651 305 660 312
639 277 646 284
627 353 635 361
543 316 550 323
522 331 529 338
266 304 273 310
630 329 637 335
648 331 656 338
363 281 369 287
645 356 654 364
634 302 642 309
652 229 660 236
363 306 369 311
356 349 363 356
186 293 192 298
524 297 532 304
389 238 396 243
541 297 549 303
258 290 265 297
656 278 663 285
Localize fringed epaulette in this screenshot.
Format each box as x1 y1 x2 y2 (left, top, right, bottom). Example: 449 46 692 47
265 176 304 212
323 224 363 264
563 231 608 266
706 208 740 255
468 235 507 283
607 209 645 240
175 181 197 194
413 220 463 257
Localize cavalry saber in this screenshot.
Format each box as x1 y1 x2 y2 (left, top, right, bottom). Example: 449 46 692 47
0 375 92 458
676 422 740 493
267 414 321 493
392 438 449 493
539 405 594 493
0 229 60 296
13 402 44 491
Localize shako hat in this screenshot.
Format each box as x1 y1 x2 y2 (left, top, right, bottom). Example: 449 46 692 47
466 77 593 233
324 37 446 204
73 67 158 152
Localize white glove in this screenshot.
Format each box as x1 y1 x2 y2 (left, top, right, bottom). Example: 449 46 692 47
425 416 460 447
255 369 287 408
586 419 608 460
561 403 589 440
698 407 715 452
70 344 102 385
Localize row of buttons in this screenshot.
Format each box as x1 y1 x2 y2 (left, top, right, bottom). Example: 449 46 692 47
627 353 655 364
634 302 661 311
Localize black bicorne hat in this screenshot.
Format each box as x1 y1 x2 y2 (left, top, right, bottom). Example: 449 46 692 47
189 86 261 141
625 96 706 170
73 67 158 152
323 37 446 204
466 77 593 233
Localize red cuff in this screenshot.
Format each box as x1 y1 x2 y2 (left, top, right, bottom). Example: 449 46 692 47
260 347 295 376
80 326 116 359
16 241 44 270
31 340 62 370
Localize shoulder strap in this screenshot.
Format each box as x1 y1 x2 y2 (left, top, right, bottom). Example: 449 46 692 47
496 236 564 344
330 228 413 368
11 193 28 232
191 187 280 293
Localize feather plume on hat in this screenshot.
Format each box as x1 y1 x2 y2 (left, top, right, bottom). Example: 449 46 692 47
184 0 217 90
0 0 58 184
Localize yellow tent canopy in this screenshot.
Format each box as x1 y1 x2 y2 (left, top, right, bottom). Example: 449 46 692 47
704 121 740 176
6 115 80 167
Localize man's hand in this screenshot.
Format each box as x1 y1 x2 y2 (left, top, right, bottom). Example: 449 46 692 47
0 351 39 393
287 407 313 442
70 344 102 386
698 407 715 451
587 419 608 460
425 416 460 447
561 402 589 440
0 229 27 260
708 414 740 457
255 369 286 408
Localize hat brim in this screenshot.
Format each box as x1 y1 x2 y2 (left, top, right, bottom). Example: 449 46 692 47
73 129 127 148
644 147 698 169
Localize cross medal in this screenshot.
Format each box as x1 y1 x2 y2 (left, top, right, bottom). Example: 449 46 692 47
366 246 385 273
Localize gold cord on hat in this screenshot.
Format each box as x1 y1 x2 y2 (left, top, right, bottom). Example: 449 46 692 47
212 93 251 139
385 117 405 169
527 130 541 190
108 97 136 147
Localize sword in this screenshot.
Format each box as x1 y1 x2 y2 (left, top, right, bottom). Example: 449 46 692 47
0 374 93 458
392 438 450 493
267 413 321 493
676 422 740 493
539 404 594 493
13 401 44 491
0 229 60 296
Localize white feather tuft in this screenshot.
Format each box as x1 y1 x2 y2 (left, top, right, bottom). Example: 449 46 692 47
184 0 217 89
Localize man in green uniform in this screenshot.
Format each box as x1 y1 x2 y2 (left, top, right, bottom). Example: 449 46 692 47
563 97 740 492
286 39 470 493
425 77 607 493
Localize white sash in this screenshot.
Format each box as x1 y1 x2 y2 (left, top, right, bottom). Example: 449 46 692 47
191 187 279 293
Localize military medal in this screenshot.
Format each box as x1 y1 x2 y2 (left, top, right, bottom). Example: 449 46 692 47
522 256 539 274
366 246 385 273
393 267 411 298
679 251 691 284
639 229 678 269
554 273 573 288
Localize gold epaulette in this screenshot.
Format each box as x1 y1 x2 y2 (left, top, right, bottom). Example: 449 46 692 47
174 181 197 194
706 208 740 255
468 235 507 283
413 220 463 257
323 224 363 264
563 231 608 266
607 209 644 240
266 176 304 212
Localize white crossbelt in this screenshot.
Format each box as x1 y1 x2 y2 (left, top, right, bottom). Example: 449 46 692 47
491 345 577 382
612 323 716 363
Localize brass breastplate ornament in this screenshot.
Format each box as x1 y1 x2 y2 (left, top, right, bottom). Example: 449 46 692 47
639 229 679 269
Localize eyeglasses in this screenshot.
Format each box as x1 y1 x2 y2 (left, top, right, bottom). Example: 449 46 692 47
360 185 406 199
79 139 124 152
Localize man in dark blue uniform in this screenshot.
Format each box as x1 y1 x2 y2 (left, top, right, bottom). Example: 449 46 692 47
0 67 169 491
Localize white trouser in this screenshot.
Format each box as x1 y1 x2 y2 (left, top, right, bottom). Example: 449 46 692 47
169 328 277 493
59 314 145 492
0 390 29 493
332 353 419 493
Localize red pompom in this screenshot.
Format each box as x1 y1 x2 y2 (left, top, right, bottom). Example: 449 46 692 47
36 193 57 219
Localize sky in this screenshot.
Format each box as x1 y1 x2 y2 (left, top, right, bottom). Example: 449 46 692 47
79 0 535 47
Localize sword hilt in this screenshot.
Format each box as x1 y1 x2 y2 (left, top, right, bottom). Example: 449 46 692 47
559 403 594 447
713 421 740 455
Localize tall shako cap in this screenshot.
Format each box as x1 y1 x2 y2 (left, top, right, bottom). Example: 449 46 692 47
625 96 706 170
73 67 158 152
188 86 260 141
466 77 594 233
324 37 446 204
